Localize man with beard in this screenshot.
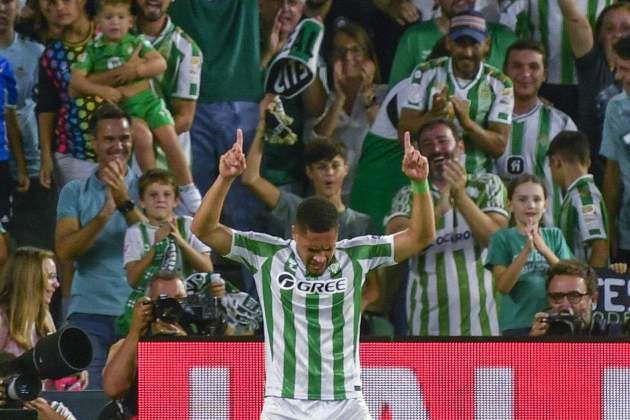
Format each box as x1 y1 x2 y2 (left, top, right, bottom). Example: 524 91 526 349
133 0 202 214
398 10 514 175
389 0 516 85
385 119 508 336
496 40 577 228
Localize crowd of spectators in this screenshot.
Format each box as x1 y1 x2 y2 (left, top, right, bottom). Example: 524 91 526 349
0 0 627 407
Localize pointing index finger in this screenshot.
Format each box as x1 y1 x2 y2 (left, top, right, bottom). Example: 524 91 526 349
235 128 243 150
403 131 412 153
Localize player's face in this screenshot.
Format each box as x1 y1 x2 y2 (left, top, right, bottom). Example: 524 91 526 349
93 118 133 168
140 182 178 223
417 123 462 182
98 4 133 41
0 0 18 33
293 227 338 276
306 156 348 200
547 275 594 326
505 49 546 101
508 182 546 228
439 0 475 17
447 37 489 79
136 0 170 22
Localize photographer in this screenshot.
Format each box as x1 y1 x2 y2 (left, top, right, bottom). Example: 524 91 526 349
529 259 621 336
102 272 188 417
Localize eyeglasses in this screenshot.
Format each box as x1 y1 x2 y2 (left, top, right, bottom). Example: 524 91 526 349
548 291 589 304
331 45 365 58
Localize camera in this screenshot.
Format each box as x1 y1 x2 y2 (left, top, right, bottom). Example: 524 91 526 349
546 310 582 336
152 292 226 336
0 326 91 411
3 374 41 403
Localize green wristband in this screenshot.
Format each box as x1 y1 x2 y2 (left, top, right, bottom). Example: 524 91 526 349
410 179 429 195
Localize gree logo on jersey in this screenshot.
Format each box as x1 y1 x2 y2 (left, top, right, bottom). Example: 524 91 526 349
276 272 347 294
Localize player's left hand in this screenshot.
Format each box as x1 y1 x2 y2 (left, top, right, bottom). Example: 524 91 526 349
401 131 429 181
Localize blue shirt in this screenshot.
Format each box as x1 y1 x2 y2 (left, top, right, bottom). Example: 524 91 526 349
600 90 630 249
0 56 18 161
0 35 44 177
57 169 138 317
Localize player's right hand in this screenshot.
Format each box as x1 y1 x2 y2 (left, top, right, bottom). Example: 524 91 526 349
219 129 247 179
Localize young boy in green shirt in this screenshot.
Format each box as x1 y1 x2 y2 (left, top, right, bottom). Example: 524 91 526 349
70 0 201 214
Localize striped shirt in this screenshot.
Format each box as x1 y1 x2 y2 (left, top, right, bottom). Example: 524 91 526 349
404 57 514 174
385 174 508 336
227 230 396 400
500 0 613 85
557 174 608 262
149 17 202 106
495 100 577 227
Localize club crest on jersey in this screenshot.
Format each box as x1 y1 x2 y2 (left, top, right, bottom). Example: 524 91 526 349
276 272 348 294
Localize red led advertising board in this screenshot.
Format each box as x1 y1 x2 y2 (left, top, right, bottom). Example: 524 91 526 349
138 340 630 419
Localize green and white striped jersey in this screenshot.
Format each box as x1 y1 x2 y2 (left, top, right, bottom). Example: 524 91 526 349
150 17 202 106
404 57 514 174
385 174 508 336
227 230 396 400
495 100 576 227
557 174 608 262
500 0 613 85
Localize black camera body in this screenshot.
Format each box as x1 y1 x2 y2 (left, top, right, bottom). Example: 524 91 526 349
152 293 226 336
546 311 582 336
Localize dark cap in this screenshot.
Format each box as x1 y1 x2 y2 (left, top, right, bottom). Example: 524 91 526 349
448 11 488 43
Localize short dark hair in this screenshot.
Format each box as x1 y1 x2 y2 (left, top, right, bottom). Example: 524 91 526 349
414 118 462 145
295 196 339 233
614 35 630 61
89 103 131 136
547 130 591 165
546 260 598 295
504 39 547 71
304 140 347 166
507 174 548 200
97 0 133 15
139 168 179 199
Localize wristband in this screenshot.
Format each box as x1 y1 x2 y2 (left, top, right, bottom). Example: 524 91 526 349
117 199 135 214
410 179 429 195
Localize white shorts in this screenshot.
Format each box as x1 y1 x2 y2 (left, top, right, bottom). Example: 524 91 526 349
260 396 372 420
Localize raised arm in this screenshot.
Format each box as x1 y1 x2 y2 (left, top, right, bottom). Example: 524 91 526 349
191 129 247 255
558 0 594 59
240 95 281 209
393 132 436 262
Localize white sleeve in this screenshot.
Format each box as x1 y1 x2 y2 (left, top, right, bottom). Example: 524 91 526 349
123 225 145 267
487 79 514 125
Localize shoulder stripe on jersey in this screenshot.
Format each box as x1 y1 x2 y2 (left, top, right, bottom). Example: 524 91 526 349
234 234 285 257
